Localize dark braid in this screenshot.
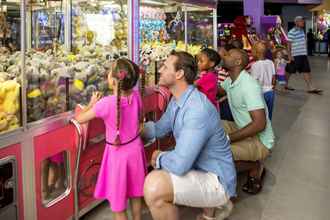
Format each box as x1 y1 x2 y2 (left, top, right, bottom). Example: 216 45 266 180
111 58 140 146
139 67 145 126
114 80 122 146
140 67 145 98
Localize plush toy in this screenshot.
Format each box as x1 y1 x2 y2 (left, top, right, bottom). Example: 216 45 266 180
7 115 19 130
0 111 8 131
1 80 20 115
232 16 252 50
267 16 288 49
0 80 20 133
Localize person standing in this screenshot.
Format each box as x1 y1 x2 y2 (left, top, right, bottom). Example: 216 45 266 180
250 42 276 120
307 28 315 56
286 16 322 94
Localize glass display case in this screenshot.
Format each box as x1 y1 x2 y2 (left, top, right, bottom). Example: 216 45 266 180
69 0 128 107
186 5 214 54
0 2 22 134
139 0 216 86
139 0 186 86
26 1 67 122
30 2 64 49
25 0 129 123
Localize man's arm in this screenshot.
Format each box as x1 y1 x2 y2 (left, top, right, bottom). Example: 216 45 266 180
218 86 227 97
287 41 293 62
229 109 266 142
229 82 267 142
155 111 211 176
142 103 173 140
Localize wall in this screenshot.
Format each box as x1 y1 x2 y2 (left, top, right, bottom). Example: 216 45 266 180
281 5 313 31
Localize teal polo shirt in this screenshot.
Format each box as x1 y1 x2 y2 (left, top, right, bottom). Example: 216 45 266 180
221 70 275 149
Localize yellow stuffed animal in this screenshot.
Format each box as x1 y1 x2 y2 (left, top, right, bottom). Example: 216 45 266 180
0 111 8 132
7 115 19 130
0 80 20 133
1 80 20 115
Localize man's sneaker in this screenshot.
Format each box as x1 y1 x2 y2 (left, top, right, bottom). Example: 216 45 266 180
215 200 234 220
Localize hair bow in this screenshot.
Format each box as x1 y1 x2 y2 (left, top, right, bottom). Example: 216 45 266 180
118 70 127 80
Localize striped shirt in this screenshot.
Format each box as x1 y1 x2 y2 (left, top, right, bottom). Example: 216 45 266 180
288 27 307 57
216 66 229 83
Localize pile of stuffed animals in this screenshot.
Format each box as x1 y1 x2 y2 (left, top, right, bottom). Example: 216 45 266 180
0 45 114 126
140 40 202 85
25 46 113 122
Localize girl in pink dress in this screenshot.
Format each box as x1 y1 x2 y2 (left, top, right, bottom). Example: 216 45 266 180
76 58 147 220
195 48 221 110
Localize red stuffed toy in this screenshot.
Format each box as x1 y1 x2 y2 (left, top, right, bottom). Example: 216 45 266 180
232 16 253 50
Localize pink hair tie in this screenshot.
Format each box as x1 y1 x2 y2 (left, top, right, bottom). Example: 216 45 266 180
118 70 127 80
139 67 145 76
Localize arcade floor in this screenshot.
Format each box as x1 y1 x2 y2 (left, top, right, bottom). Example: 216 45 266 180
82 56 330 220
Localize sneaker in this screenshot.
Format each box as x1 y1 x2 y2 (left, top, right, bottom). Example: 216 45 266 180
215 200 234 220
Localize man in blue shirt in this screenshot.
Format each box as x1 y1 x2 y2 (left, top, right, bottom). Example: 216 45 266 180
143 51 236 220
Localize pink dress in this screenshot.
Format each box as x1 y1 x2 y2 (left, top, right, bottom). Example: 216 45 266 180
196 71 219 110
93 89 147 212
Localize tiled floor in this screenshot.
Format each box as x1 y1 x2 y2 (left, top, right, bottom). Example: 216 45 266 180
81 56 330 220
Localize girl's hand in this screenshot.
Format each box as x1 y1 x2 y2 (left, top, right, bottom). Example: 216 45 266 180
89 92 102 107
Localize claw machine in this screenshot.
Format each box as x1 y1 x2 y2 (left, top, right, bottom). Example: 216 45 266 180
139 0 217 85
138 0 217 151
0 0 24 219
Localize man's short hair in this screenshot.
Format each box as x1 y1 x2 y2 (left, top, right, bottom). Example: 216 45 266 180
294 16 304 23
170 51 198 84
230 39 244 50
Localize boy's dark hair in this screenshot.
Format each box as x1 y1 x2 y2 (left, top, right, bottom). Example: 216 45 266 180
170 50 198 84
200 48 221 68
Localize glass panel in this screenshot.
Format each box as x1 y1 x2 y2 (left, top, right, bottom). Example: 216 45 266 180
0 159 15 209
0 2 22 134
41 151 69 206
70 0 128 107
218 23 234 47
315 12 330 40
140 0 185 86
31 4 64 49
26 1 67 122
187 6 214 55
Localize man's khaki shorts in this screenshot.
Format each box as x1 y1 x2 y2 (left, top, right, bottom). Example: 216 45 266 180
170 170 229 208
222 120 270 161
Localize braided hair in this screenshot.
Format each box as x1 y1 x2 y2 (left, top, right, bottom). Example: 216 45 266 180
111 58 140 146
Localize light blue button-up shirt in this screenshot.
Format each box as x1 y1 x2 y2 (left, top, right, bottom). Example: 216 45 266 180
144 85 237 198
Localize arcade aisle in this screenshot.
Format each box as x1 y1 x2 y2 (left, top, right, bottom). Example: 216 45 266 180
82 56 330 220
